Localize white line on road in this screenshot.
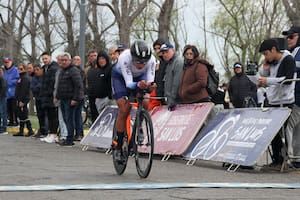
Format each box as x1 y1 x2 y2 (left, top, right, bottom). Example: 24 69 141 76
1 182 300 191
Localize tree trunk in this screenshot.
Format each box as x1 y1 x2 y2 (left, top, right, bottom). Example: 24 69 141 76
282 0 300 26
158 0 174 42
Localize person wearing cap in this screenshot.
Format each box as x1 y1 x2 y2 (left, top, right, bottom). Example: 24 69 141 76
111 40 156 157
159 42 184 110
258 38 296 169
115 43 127 55
0 66 7 134
3 57 19 126
228 62 257 108
282 26 300 169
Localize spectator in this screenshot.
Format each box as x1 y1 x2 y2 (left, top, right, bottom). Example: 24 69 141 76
0 66 7 134
87 50 112 122
159 42 184 110
72 55 85 141
26 63 34 77
85 49 98 75
94 51 113 114
115 43 127 55
282 26 300 169
179 45 210 103
228 62 257 108
3 57 19 126
13 64 34 137
31 64 47 138
39 52 59 143
53 54 68 142
149 39 165 110
259 39 296 169
55 52 84 146
108 46 119 65
152 39 165 71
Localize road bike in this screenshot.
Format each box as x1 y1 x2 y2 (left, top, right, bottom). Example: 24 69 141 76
111 89 155 178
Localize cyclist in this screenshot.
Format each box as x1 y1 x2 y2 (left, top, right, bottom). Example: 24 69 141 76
111 40 156 156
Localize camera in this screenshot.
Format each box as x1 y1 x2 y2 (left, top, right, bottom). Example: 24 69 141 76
245 61 258 75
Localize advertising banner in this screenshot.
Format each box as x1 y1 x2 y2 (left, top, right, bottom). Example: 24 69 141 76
184 108 291 166
80 106 118 149
152 103 214 155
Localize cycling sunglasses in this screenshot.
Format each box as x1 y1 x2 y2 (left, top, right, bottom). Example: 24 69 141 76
134 60 147 64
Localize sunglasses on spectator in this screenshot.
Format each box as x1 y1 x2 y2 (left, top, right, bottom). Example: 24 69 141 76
287 34 298 40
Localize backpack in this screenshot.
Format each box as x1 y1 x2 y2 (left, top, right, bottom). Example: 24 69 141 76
198 60 220 97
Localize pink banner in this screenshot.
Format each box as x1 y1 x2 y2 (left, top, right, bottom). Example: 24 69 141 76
151 103 214 155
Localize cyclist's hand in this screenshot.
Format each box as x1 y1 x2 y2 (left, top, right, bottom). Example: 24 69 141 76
168 104 176 111
148 82 157 92
137 80 148 89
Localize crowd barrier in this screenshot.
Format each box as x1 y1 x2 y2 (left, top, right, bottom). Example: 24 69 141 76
81 104 291 167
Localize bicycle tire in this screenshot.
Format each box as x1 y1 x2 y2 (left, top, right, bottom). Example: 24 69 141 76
112 117 128 175
134 110 154 178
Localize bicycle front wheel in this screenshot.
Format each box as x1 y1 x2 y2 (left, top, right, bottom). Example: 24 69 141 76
134 110 154 178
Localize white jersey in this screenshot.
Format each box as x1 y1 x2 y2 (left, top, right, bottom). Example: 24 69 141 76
114 49 156 89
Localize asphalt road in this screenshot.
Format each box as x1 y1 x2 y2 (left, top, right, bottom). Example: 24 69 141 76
0 134 300 200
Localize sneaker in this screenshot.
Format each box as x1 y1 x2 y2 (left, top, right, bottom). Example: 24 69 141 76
40 134 50 142
0 131 8 135
58 140 74 147
291 162 300 169
25 131 34 137
74 135 83 141
44 134 56 143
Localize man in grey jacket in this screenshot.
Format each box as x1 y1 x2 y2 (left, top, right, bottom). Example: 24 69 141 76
159 42 184 110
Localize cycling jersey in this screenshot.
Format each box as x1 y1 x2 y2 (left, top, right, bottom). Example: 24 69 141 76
112 49 156 90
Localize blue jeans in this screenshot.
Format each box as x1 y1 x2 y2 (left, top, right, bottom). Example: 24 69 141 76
60 99 76 143
0 98 7 132
74 99 83 136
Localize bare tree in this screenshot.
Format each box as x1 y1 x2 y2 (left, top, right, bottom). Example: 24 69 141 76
282 0 300 26
87 1 116 50
92 0 149 46
35 0 56 54
156 0 174 41
56 0 77 56
211 0 287 80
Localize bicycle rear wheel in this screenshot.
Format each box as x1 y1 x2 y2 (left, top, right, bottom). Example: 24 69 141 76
112 118 128 175
134 110 154 178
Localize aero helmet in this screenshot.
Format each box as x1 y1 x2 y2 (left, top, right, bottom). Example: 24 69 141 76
130 40 151 63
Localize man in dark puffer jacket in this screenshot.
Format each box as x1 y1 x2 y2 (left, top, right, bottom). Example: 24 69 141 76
55 52 84 146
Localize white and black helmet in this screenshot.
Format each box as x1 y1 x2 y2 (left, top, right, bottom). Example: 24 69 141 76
130 40 152 63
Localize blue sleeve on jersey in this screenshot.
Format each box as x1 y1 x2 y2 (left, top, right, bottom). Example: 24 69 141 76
127 82 138 90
